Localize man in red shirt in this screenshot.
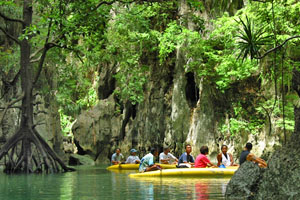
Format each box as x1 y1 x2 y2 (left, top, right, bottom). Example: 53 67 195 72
195 146 217 168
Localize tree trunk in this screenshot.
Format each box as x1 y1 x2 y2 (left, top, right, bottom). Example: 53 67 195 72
0 0 73 173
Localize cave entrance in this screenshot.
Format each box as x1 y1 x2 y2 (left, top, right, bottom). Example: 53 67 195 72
185 72 199 108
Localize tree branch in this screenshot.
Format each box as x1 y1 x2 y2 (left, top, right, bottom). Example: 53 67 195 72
95 0 117 10
0 92 25 126
33 19 53 85
0 106 22 110
250 0 267 3
30 56 42 63
94 0 166 10
0 12 25 25
0 69 21 100
47 42 84 63
0 27 21 45
30 47 44 60
256 36 300 59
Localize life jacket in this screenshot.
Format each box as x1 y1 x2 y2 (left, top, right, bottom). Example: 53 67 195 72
221 153 231 166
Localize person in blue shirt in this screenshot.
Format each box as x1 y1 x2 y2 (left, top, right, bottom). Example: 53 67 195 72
139 148 161 173
178 144 195 167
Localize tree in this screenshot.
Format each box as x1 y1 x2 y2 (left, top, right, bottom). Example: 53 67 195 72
0 0 114 173
0 0 74 173
0 0 174 173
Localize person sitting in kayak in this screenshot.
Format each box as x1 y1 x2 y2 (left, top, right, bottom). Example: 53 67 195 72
111 148 124 165
178 144 194 168
217 144 236 167
195 146 217 168
139 148 161 173
125 148 140 164
159 146 178 164
239 142 267 168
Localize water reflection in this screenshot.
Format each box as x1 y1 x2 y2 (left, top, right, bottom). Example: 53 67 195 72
131 177 229 199
0 166 229 200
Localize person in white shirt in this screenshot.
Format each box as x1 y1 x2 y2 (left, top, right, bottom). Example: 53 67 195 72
125 149 140 164
159 147 178 164
217 144 235 167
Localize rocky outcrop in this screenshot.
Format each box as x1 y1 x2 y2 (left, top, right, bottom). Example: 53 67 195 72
69 154 95 166
253 104 300 199
72 95 122 164
225 162 265 199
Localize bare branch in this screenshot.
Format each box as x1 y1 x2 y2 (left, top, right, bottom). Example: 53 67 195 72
30 56 42 63
0 27 21 45
33 47 49 85
0 69 21 100
95 0 117 10
33 19 53 85
94 0 165 10
32 122 46 129
0 106 22 110
250 0 267 3
0 92 25 126
256 36 300 59
30 47 44 60
0 12 24 25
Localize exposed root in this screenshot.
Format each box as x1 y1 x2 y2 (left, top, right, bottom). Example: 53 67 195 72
0 127 75 173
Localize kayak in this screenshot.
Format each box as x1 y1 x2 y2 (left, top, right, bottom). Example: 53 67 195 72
128 166 238 178
106 163 177 170
131 177 231 184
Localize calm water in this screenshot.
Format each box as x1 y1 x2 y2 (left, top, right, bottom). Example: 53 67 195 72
0 166 229 200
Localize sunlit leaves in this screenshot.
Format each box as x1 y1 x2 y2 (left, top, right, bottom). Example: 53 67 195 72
105 2 178 104
158 21 183 63
236 16 272 60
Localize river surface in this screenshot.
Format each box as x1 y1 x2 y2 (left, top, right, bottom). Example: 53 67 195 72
0 166 229 200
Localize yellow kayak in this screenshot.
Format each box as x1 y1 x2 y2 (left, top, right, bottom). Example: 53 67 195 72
106 163 177 170
128 166 238 178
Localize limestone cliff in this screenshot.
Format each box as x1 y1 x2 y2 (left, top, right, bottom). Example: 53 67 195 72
71 0 283 164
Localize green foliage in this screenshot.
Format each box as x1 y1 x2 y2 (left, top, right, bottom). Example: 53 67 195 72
56 60 99 116
256 95 295 133
186 0 204 11
2 0 298 141
59 109 74 136
158 21 183 63
0 45 20 74
182 13 260 91
219 117 262 137
104 2 179 104
236 16 272 60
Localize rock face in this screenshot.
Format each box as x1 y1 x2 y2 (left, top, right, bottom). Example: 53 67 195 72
71 0 282 164
254 145 300 199
253 105 300 199
225 106 300 199
72 95 122 164
225 162 265 199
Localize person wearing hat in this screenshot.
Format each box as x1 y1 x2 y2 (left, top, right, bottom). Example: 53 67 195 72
125 148 140 164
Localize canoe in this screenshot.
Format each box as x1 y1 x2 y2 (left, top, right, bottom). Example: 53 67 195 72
106 163 177 170
128 166 238 178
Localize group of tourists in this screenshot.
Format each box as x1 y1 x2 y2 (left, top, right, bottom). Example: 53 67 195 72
111 142 267 173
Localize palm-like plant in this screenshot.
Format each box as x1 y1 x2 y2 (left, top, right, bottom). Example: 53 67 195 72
236 16 271 61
